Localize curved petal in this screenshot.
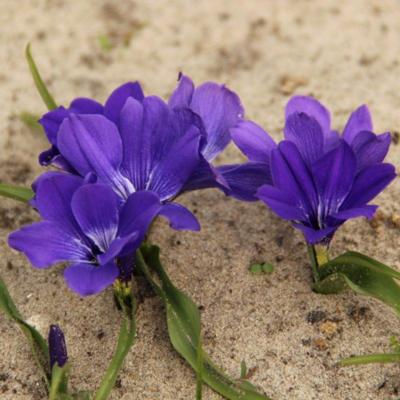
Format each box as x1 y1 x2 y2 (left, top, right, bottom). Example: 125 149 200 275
35 173 84 237
271 141 318 217
293 224 337 244
71 184 120 253
257 184 304 220
343 105 373 144
350 131 391 171
182 157 229 192
284 112 324 165
190 82 244 161
118 191 163 237
104 82 145 124
341 163 396 209
230 120 276 163
119 98 146 189
285 96 331 138
159 203 200 231
333 205 377 220
148 126 202 200
39 106 69 145
69 98 104 114
8 221 90 268
311 140 356 217
58 114 132 198
99 231 140 265
64 261 119 296
217 162 272 201
168 73 194 108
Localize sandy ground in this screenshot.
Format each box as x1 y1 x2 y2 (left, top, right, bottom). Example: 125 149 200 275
0 0 400 399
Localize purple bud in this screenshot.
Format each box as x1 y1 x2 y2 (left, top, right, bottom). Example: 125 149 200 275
48 324 68 369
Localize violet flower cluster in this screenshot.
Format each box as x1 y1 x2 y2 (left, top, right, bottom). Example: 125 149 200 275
232 96 396 243
9 75 269 296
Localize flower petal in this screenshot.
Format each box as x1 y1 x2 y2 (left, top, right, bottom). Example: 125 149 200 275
159 203 200 231
104 82 145 124
168 73 194 108
257 184 304 220
311 140 356 216
230 120 276 163
333 205 377 220
217 162 272 201
350 131 391 171
271 141 318 217
343 105 373 144
35 173 84 237
119 97 146 189
69 98 104 114
64 261 119 296
341 163 396 209
8 221 89 268
182 157 229 192
71 184 120 253
190 82 244 161
58 114 132 198
284 112 324 165
293 224 337 244
148 125 202 200
39 107 69 145
99 231 140 265
117 191 163 237
285 96 331 138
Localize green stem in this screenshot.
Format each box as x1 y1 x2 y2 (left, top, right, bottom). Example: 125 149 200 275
93 291 136 400
307 245 320 282
340 353 400 366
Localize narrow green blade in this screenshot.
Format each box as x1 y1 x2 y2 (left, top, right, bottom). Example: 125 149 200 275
138 245 271 400
25 43 57 110
0 183 33 202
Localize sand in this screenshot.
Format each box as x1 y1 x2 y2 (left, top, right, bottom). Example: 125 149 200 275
0 0 400 399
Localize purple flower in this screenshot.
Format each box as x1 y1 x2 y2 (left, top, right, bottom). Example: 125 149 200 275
231 96 396 244
40 76 270 202
39 82 144 169
48 324 68 369
8 174 199 296
169 73 271 200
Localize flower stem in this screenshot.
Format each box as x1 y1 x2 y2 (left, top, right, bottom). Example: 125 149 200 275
340 353 400 366
307 245 320 282
93 286 136 400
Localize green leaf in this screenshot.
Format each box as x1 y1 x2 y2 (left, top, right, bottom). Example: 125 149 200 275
19 111 43 133
137 245 271 400
25 43 57 111
0 275 50 385
340 352 400 366
249 263 274 274
0 183 34 202
93 287 137 400
240 360 247 379
49 363 70 400
314 251 400 315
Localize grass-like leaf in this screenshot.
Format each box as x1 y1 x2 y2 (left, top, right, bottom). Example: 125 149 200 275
49 363 70 400
25 43 57 111
0 183 34 202
314 251 400 315
0 275 50 385
137 244 271 400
